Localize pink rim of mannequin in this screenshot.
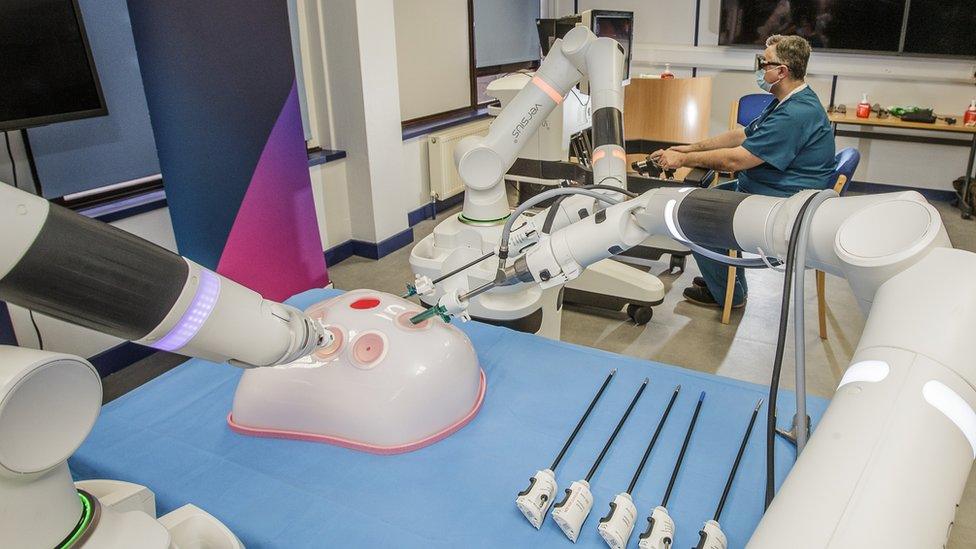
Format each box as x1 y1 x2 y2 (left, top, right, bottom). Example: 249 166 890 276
226 369 487 454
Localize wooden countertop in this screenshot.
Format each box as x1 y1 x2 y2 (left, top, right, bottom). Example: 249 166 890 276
829 108 976 134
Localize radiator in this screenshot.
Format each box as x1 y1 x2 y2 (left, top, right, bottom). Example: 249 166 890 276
427 119 490 201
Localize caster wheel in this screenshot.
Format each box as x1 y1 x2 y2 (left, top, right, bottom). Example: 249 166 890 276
669 254 687 274
627 304 653 325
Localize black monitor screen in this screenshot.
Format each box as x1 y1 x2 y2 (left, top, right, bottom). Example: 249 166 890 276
592 12 634 78
0 0 107 131
903 0 976 57
719 0 905 53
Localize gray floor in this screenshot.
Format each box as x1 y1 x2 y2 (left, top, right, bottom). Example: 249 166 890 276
329 196 976 547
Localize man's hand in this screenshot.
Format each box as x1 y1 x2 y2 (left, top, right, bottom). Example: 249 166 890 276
651 149 686 170
668 144 695 153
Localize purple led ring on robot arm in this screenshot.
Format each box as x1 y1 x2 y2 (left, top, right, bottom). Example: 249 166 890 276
150 269 221 352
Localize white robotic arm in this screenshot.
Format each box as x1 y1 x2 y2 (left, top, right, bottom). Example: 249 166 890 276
421 183 974 548
0 182 328 368
454 25 628 223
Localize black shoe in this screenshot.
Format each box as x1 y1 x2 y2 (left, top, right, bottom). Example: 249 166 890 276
683 285 746 309
692 276 706 288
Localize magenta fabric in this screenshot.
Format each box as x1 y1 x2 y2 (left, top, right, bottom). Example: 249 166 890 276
217 83 328 300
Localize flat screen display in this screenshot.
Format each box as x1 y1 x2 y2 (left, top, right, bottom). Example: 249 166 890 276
903 0 976 57
0 0 107 131
592 11 634 78
719 0 905 53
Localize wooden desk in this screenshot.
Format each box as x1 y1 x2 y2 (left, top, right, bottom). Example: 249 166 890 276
828 108 976 218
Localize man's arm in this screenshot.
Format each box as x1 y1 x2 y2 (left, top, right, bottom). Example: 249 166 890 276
656 145 764 173
670 128 746 153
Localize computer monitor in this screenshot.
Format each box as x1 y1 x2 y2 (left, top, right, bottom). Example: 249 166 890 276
0 0 107 131
536 10 634 80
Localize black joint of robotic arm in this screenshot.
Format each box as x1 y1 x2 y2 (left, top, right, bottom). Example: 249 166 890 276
683 168 716 188
676 189 749 250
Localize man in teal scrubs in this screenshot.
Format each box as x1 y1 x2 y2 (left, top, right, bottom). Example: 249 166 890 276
650 34 835 308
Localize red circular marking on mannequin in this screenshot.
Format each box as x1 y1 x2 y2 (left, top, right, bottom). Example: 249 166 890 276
350 298 381 310
313 327 344 360
353 333 385 364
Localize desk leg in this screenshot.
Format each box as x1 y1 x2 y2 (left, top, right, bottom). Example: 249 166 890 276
961 135 976 220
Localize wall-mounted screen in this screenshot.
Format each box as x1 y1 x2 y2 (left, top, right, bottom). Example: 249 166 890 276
720 0 975 58
903 0 976 57
719 0 905 53
0 0 107 131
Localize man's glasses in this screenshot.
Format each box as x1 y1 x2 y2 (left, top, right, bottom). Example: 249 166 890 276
755 54 785 71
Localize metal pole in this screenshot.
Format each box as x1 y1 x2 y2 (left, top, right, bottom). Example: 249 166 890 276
433 251 495 285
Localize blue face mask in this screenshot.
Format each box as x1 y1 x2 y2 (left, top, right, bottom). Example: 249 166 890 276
755 68 782 92
755 69 773 92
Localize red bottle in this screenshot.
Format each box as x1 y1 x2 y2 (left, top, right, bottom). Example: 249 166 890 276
856 93 871 119
965 99 976 127
661 63 675 80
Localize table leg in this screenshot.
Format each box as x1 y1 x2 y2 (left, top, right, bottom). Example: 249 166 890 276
960 135 976 220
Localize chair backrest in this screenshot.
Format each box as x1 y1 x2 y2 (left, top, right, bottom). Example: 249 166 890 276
735 93 776 127
831 147 860 195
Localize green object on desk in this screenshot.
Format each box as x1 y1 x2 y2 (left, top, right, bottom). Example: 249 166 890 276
887 105 925 117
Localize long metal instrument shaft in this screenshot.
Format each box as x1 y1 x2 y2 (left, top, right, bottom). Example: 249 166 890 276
585 378 649 482
433 251 495 285
714 398 763 522
550 369 617 471
459 280 497 302
661 391 705 507
626 385 681 494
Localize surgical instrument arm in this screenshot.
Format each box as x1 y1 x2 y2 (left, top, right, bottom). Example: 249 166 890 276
0 182 328 368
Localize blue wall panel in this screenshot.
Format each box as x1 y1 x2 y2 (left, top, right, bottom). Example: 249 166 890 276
27 0 159 198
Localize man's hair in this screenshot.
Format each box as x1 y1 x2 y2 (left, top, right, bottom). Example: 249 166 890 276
765 34 811 80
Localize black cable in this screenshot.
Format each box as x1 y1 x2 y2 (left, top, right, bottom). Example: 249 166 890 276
764 193 818 509
4 131 18 187
569 87 590 107
539 184 639 235
541 195 569 234
585 184 639 198
28 310 44 350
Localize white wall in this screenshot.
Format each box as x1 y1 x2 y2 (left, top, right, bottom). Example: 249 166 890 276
309 160 352 250
394 0 471 121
